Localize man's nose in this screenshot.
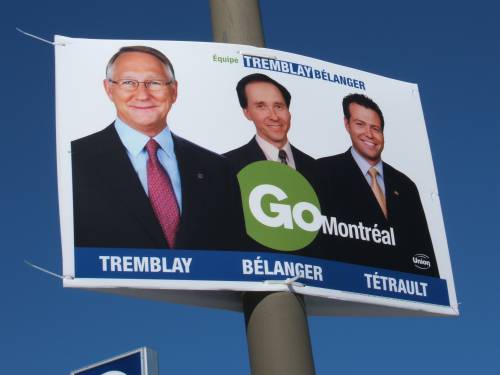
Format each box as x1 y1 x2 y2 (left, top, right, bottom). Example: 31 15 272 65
268 108 279 120
134 83 151 99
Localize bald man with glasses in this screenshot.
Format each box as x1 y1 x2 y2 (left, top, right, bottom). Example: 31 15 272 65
71 46 244 251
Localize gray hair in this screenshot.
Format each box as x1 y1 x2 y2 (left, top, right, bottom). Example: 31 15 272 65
105 46 176 81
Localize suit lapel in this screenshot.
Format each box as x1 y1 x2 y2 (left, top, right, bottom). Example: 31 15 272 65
291 144 302 171
172 134 203 236
291 144 308 174
248 137 267 162
93 126 167 246
383 163 400 223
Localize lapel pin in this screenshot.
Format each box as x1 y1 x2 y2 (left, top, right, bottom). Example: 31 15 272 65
197 173 204 179
394 190 399 196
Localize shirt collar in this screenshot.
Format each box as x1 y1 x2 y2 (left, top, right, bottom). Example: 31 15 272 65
350 147 384 178
255 134 292 161
114 117 175 158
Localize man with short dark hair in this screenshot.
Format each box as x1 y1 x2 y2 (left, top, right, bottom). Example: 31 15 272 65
72 46 243 250
317 94 439 277
224 73 317 255
225 73 316 185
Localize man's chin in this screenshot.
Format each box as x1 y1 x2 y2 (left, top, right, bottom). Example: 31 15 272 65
268 137 286 147
365 154 382 164
268 134 287 145
356 149 381 164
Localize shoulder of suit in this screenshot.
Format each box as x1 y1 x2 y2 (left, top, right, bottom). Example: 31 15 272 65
173 133 229 164
317 151 348 166
71 124 117 156
223 143 250 159
223 138 256 159
383 161 418 190
290 144 316 162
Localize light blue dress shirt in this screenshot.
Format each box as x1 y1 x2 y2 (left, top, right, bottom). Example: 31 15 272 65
350 147 386 195
114 118 182 212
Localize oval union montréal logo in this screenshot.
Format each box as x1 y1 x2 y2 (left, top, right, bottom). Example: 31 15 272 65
412 253 431 270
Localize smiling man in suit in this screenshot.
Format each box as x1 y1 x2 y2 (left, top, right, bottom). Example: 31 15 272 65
224 73 317 255
317 94 439 277
72 46 243 250
224 73 316 185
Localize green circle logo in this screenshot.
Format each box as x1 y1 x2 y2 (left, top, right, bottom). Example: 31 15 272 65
238 161 321 251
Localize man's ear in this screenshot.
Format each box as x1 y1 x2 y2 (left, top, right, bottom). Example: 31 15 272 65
170 80 178 103
103 79 113 101
344 117 349 132
243 107 252 121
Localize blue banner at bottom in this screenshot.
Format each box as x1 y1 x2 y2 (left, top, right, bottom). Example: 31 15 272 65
75 247 449 306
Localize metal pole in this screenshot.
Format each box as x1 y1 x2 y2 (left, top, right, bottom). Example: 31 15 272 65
243 292 315 375
209 0 265 47
209 1 316 374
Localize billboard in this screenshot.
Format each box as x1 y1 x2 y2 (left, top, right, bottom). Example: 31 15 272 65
56 35 457 316
71 347 158 375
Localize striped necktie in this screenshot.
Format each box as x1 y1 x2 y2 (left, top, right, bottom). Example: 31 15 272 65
278 149 288 165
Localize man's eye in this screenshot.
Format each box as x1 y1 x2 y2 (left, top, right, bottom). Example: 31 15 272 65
149 81 162 87
121 80 136 87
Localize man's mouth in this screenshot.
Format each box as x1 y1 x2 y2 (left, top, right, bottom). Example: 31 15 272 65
362 139 376 148
130 105 156 110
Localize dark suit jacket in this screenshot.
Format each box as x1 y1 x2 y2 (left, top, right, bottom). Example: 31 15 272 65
316 149 439 277
224 137 319 255
224 137 317 185
72 124 244 250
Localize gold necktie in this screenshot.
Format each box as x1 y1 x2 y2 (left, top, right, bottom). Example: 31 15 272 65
368 167 387 218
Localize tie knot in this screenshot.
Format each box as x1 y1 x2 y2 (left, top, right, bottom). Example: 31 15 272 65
146 138 160 157
278 149 288 164
368 167 379 179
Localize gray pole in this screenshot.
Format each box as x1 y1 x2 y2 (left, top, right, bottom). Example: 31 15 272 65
209 1 316 374
243 292 316 375
210 0 265 47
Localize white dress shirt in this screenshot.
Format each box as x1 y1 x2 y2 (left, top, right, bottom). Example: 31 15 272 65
255 134 297 169
114 117 182 212
350 147 386 195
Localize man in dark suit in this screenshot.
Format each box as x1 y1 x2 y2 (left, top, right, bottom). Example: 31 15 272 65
224 73 317 255
317 94 439 277
72 46 243 250
224 73 316 185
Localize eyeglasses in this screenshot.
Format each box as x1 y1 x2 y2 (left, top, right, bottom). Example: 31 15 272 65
108 79 174 92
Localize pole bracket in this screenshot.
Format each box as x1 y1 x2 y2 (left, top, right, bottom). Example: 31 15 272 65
264 274 305 288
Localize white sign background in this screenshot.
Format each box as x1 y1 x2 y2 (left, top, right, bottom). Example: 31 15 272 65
55 36 457 316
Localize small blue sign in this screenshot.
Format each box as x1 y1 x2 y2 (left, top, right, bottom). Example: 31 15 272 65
71 348 157 375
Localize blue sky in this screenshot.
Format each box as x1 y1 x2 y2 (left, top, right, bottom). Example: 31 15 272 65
1 0 499 374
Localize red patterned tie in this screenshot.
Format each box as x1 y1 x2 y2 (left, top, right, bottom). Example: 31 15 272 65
146 139 180 247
